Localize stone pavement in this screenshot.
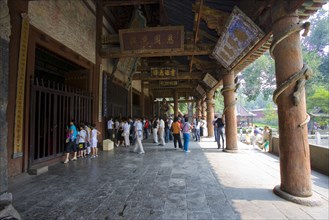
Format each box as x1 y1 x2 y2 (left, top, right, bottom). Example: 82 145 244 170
9 137 329 220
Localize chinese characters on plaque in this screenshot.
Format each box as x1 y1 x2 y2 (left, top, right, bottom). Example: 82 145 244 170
151 67 177 77
211 6 264 70
196 85 206 96
119 26 184 53
202 73 218 88
159 81 178 87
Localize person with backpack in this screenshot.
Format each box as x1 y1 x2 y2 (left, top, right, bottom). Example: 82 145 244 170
143 118 149 139
215 115 225 150
64 120 78 164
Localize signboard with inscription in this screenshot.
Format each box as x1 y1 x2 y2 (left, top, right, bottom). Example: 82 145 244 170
159 81 178 87
119 26 184 53
202 73 218 88
196 84 206 96
13 13 29 158
211 6 264 69
151 67 177 77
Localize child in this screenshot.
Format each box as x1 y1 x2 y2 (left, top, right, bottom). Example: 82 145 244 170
78 124 87 158
91 124 101 158
245 130 251 145
261 126 270 152
84 123 91 156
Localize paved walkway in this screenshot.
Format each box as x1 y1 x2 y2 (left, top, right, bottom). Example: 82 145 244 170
9 137 329 220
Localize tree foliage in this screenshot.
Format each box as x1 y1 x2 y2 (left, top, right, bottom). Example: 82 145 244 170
239 7 328 116
302 9 329 56
214 89 225 114
307 86 329 113
240 52 276 101
263 103 278 126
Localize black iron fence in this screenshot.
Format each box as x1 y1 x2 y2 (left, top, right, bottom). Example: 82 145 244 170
29 77 93 165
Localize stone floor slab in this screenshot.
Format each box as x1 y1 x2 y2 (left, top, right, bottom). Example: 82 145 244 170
8 138 329 220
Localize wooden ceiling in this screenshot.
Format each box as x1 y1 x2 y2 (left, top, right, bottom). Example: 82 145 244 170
98 0 327 100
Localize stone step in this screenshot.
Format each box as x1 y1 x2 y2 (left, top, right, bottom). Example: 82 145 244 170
28 165 48 175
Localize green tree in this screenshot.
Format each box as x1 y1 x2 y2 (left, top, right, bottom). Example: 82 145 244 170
303 9 329 56
214 88 225 114
263 103 278 126
240 52 276 101
307 86 329 113
179 102 188 114
318 55 329 87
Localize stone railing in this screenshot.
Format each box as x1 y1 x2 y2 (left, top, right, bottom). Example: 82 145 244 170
270 136 329 176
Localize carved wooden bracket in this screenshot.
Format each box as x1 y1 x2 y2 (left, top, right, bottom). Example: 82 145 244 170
192 4 230 35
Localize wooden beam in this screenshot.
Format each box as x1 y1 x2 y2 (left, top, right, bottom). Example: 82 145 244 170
133 71 204 80
167 99 195 103
152 88 196 98
288 0 307 13
189 0 203 73
148 80 198 89
100 48 212 58
159 0 168 25
102 34 119 44
199 30 217 43
102 0 159 6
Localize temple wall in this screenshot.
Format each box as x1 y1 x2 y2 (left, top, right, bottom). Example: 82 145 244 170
28 0 96 63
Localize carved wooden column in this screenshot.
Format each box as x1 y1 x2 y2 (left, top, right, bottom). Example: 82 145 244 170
196 99 201 117
222 72 238 152
127 87 132 117
206 91 215 137
94 0 103 126
201 98 207 118
271 0 317 205
140 82 145 117
174 90 178 116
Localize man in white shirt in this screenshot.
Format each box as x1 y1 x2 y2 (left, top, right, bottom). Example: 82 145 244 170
107 117 114 140
133 117 145 154
158 117 165 146
152 117 159 144
123 118 131 147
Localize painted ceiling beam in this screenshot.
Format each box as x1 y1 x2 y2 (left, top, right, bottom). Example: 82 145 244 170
133 71 204 80
102 0 159 7
100 48 211 58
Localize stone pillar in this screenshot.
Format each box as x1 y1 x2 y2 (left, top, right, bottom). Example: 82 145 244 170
206 91 215 137
271 1 315 204
0 1 21 218
0 0 10 197
174 91 178 116
222 73 238 152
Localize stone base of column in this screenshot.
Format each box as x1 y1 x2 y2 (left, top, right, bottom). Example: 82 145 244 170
224 149 239 153
273 185 322 207
0 193 21 219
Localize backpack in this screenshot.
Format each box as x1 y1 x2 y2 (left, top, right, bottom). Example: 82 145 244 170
144 120 149 129
216 118 224 128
